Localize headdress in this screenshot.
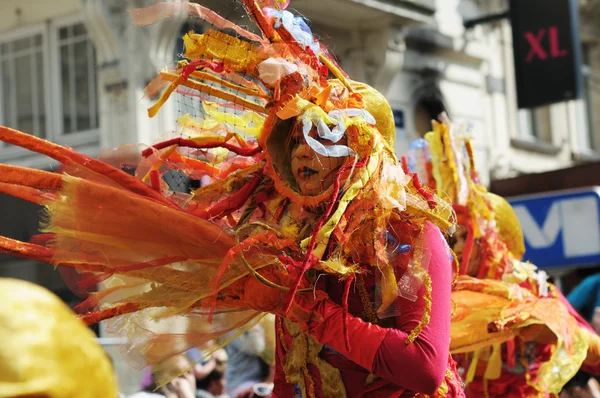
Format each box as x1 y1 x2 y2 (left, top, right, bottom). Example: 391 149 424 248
410 117 525 278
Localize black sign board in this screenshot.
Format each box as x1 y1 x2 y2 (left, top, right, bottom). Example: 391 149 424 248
509 0 582 109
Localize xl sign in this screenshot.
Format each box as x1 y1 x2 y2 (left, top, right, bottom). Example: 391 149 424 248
509 0 582 109
508 188 600 269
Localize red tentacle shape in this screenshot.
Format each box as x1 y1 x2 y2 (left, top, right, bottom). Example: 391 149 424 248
149 169 162 193
460 223 475 276
240 0 277 42
142 138 262 158
203 174 262 220
0 182 57 205
342 274 355 351
0 127 176 209
401 156 410 174
278 254 304 270
182 60 224 77
281 158 369 314
80 302 144 326
0 164 63 191
0 236 55 264
400 156 436 209
411 173 437 209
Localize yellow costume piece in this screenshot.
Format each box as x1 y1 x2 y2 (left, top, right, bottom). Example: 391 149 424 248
423 119 599 395
0 278 117 398
184 30 261 73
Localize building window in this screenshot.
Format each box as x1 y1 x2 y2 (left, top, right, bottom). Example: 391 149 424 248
0 29 46 140
0 16 98 159
517 106 552 143
57 22 98 135
578 45 597 153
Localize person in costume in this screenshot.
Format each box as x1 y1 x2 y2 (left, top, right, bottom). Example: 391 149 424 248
408 118 600 397
0 278 118 398
0 1 463 397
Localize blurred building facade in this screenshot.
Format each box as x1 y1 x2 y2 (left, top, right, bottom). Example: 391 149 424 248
0 0 599 322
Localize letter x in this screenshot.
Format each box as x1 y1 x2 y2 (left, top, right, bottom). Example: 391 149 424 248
525 29 547 62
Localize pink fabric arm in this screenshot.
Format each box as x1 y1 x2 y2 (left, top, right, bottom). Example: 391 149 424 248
295 221 453 394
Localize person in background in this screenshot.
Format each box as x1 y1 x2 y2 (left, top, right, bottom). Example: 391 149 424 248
569 274 600 333
129 355 197 398
196 358 228 398
225 324 270 398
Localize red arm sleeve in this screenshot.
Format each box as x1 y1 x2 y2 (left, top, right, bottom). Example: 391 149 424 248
293 221 452 395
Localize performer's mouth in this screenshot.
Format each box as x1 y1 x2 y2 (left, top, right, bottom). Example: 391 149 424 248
297 166 318 178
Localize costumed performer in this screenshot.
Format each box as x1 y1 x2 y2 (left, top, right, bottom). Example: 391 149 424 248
407 117 600 397
0 1 464 397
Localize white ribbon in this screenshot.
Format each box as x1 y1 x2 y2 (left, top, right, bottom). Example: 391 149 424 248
299 108 376 157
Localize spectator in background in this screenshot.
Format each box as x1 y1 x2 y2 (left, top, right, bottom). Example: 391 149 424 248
129 354 197 398
225 324 271 398
196 356 228 398
568 274 600 334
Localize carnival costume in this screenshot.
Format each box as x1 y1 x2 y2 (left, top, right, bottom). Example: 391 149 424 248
0 1 464 397
410 119 600 397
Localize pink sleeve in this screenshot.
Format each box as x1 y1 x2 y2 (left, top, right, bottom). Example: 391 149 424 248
371 221 452 393
306 221 453 395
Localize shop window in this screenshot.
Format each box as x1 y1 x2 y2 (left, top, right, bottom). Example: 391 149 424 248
517 106 552 144
0 16 99 160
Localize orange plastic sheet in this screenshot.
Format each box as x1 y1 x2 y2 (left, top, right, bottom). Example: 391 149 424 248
451 276 588 394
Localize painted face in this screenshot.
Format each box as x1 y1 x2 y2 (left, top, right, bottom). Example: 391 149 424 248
451 224 482 277
290 121 349 196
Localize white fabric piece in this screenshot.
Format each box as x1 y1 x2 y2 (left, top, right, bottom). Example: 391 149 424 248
257 58 299 85
302 119 355 157
297 107 378 158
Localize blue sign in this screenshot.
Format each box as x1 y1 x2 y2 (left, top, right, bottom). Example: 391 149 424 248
508 187 600 268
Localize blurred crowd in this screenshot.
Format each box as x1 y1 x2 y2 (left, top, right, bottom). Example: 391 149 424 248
126 324 274 398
